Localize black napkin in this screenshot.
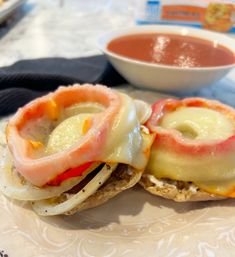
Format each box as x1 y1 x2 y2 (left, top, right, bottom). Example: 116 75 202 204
0 55 126 115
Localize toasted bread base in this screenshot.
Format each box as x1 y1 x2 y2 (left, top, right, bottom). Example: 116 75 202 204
139 175 225 202
64 165 142 215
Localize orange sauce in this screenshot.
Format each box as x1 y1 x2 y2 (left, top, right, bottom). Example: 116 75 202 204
107 33 235 68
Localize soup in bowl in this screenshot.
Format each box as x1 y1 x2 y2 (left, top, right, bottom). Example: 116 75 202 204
99 26 235 92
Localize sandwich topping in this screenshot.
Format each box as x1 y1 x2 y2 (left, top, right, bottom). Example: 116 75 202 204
145 98 235 197
0 84 154 215
4 85 235 214
160 106 234 141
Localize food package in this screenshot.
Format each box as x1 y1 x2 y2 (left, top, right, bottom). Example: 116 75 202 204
136 0 235 32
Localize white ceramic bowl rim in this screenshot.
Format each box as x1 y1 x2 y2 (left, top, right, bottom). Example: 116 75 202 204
98 25 235 71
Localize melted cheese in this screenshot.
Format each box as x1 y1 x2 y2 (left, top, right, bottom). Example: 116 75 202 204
147 106 235 197
160 107 234 141
100 94 153 169
45 113 93 155
147 145 235 196
44 93 153 171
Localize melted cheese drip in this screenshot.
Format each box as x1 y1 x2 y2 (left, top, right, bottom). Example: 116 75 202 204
160 107 234 141
147 106 235 197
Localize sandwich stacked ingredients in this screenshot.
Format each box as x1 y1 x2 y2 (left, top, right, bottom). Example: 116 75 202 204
0 84 154 215
141 98 235 201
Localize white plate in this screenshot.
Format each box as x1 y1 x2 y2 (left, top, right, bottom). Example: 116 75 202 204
1 88 235 257
0 0 26 24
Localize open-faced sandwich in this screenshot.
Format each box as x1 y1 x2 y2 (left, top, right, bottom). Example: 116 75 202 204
140 97 235 201
0 84 154 215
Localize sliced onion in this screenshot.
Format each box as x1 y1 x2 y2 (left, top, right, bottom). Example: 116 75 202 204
32 163 117 216
62 102 105 117
0 148 100 201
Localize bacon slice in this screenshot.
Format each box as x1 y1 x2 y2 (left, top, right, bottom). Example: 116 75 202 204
146 98 235 155
6 85 123 186
6 84 152 187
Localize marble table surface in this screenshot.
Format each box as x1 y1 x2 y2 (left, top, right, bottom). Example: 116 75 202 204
0 0 235 106
0 0 137 66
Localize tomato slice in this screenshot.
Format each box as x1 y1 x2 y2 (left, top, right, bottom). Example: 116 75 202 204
48 162 94 186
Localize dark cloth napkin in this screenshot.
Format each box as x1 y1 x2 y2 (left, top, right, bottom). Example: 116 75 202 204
0 55 126 115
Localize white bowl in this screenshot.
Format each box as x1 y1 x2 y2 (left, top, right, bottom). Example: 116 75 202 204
98 25 235 92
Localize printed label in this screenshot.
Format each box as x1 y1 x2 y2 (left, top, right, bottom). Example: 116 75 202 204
137 0 235 32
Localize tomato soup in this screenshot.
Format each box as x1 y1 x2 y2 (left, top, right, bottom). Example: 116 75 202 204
107 33 235 68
